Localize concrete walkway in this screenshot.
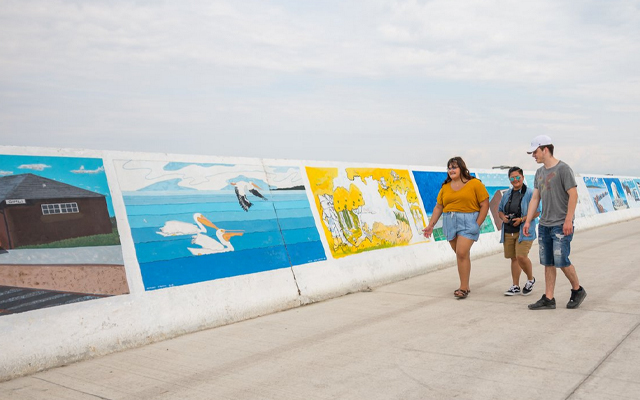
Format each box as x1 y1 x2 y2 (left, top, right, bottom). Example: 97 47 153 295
2 219 640 400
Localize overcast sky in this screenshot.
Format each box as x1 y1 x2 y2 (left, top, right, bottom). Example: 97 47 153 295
1 1 639 176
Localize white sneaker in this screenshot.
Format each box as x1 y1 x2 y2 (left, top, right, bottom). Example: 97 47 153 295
504 285 521 296
522 278 536 296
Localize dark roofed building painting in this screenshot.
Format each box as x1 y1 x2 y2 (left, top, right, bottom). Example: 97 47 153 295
0 173 113 248
0 154 129 316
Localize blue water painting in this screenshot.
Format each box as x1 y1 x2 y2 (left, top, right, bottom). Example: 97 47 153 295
122 189 326 290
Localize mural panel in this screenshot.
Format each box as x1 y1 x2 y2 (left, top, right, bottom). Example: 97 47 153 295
575 177 597 218
306 167 427 258
413 171 494 241
583 177 614 213
603 178 629 211
114 160 325 290
0 154 128 316
620 179 640 208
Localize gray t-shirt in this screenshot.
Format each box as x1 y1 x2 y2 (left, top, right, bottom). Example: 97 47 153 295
534 160 577 226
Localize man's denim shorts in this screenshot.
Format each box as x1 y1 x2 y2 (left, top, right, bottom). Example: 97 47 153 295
538 224 572 267
442 211 480 241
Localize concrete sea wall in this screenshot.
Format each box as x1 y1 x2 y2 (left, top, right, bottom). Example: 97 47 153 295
1 145 639 380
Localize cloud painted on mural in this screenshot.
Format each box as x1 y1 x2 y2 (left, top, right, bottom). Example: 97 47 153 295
114 160 325 290
116 160 302 192
71 165 105 174
18 163 51 171
306 166 427 258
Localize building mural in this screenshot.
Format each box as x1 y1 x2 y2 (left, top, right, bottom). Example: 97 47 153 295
412 171 494 241
604 178 630 211
306 167 427 258
0 154 128 316
114 160 325 290
583 176 614 214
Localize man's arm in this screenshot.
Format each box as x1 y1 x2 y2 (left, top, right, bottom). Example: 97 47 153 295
564 186 578 235
523 188 540 236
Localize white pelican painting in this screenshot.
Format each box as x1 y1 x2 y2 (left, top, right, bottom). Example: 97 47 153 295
156 213 218 236
231 181 267 211
156 213 244 256
189 228 244 256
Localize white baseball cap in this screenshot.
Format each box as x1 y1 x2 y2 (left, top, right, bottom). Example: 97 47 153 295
527 135 553 153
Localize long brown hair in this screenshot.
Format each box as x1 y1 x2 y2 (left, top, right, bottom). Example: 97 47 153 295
442 156 475 186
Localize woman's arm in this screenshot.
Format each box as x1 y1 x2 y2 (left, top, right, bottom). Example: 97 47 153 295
477 198 489 226
423 204 444 238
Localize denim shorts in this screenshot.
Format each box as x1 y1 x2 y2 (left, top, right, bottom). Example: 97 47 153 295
442 211 480 241
538 224 572 267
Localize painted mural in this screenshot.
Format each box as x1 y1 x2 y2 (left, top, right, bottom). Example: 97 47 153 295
603 178 630 211
575 177 597 218
306 167 427 258
114 160 325 290
621 179 640 208
0 154 128 316
412 171 495 241
583 177 614 214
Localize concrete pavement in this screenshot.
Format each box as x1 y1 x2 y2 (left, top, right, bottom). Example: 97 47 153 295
2 218 639 400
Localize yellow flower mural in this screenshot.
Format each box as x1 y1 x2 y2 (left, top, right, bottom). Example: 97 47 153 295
306 166 428 258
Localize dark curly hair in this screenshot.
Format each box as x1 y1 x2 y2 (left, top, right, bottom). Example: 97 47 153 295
443 156 475 186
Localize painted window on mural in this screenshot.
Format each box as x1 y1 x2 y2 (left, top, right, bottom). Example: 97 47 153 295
41 202 79 215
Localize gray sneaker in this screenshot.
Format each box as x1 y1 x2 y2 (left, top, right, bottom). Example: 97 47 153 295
528 294 556 310
522 278 536 296
567 287 587 309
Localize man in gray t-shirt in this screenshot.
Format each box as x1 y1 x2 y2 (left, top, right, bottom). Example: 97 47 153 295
523 135 587 310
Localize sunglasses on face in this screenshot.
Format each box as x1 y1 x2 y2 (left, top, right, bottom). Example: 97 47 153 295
509 176 522 182
448 166 459 170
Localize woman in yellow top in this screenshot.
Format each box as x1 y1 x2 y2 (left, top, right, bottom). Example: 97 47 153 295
423 157 490 299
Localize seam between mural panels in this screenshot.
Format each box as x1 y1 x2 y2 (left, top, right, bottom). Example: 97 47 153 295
260 160 302 296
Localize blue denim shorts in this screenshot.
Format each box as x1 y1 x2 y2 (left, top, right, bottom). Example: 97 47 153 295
442 211 480 241
538 224 572 267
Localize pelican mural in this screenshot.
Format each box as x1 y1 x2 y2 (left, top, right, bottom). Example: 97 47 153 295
156 213 217 236
231 181 267 211
189 228 244 256
156 213 244 256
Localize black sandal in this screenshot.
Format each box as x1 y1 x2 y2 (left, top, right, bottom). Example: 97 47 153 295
454 289 470 299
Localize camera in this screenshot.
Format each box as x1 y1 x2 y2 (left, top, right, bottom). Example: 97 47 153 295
505 213 520 226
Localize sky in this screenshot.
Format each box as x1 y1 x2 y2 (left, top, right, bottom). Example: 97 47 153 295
0 154 115 215
1 0 639 176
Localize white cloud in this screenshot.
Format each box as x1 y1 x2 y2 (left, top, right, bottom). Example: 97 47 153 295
0 170 13 176
71 165 105 174
18 164 51 171
0 1 639 176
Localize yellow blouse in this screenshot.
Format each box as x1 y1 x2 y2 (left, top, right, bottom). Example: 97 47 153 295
436 178 489 213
